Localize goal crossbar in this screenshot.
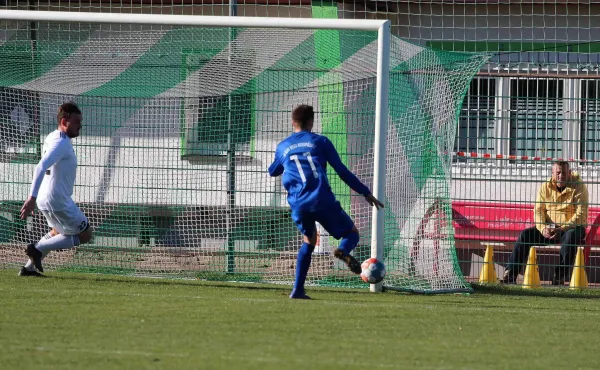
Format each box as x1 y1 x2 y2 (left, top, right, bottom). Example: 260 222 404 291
0 10 387 31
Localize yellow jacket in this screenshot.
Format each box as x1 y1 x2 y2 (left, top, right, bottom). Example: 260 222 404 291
534 171 589 233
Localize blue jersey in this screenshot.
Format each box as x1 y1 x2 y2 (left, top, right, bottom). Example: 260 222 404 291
268 131 371 213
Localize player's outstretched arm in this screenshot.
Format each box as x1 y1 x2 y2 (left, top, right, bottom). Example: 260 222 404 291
20 140 67 219
323 138 384 209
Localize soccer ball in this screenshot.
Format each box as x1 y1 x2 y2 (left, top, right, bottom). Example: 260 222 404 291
360 258 386 284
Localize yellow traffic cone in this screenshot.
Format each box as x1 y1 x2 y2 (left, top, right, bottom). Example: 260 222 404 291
570 247 588 290
523 247 541 289
479 245 497 283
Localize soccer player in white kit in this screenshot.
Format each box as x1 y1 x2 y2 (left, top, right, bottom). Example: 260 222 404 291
18 102 93 276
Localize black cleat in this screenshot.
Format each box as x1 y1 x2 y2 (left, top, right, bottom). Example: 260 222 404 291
18 266 44 277
25 243 43 272
333 248 362 275
500 270 517 284
289 289 311 299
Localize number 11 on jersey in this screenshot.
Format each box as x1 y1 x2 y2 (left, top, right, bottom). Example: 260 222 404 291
289 152 319 182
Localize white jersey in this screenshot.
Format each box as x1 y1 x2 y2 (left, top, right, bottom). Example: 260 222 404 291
29 130 78 211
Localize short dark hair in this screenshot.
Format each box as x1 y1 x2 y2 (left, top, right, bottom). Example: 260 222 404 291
57 102 81 124
553 160 569 168
292 105 314 129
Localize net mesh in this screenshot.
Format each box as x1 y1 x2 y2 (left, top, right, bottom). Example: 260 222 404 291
0 16 488 292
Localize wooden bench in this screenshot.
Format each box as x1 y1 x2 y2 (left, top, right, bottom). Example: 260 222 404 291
452 201 600 265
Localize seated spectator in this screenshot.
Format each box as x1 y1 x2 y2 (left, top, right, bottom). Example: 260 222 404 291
501 161 588 285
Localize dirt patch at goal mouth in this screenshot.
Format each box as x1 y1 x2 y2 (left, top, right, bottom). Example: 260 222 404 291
0 244 76 269
0 245 353 283
133 247 342 281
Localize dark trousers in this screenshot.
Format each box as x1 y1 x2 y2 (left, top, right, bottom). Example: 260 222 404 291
506 226 586 279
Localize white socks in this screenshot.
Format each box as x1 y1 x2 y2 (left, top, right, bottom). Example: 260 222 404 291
36 234 80 255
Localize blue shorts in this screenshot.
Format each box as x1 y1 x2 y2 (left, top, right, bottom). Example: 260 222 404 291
291 202 355 239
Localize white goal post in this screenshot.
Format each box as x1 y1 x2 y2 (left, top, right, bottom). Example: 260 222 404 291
0 10 390 292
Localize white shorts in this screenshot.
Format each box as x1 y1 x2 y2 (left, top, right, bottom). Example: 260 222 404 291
40 204 89 235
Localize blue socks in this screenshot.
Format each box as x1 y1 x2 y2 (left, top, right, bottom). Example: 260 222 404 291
338 231 360 256
290 242 314 299
290 233 359 299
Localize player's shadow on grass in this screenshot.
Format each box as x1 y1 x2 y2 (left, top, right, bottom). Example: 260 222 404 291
49 273 293 292
472 283 600 300
48 272 370 298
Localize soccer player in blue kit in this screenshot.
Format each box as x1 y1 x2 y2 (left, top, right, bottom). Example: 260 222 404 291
268 105 384 299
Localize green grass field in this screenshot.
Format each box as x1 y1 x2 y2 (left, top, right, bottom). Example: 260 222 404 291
1 270 599 370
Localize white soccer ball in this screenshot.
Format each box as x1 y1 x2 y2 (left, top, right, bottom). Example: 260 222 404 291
360 258 386 284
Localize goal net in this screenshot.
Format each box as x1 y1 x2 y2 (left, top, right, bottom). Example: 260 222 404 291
0 11 488 293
